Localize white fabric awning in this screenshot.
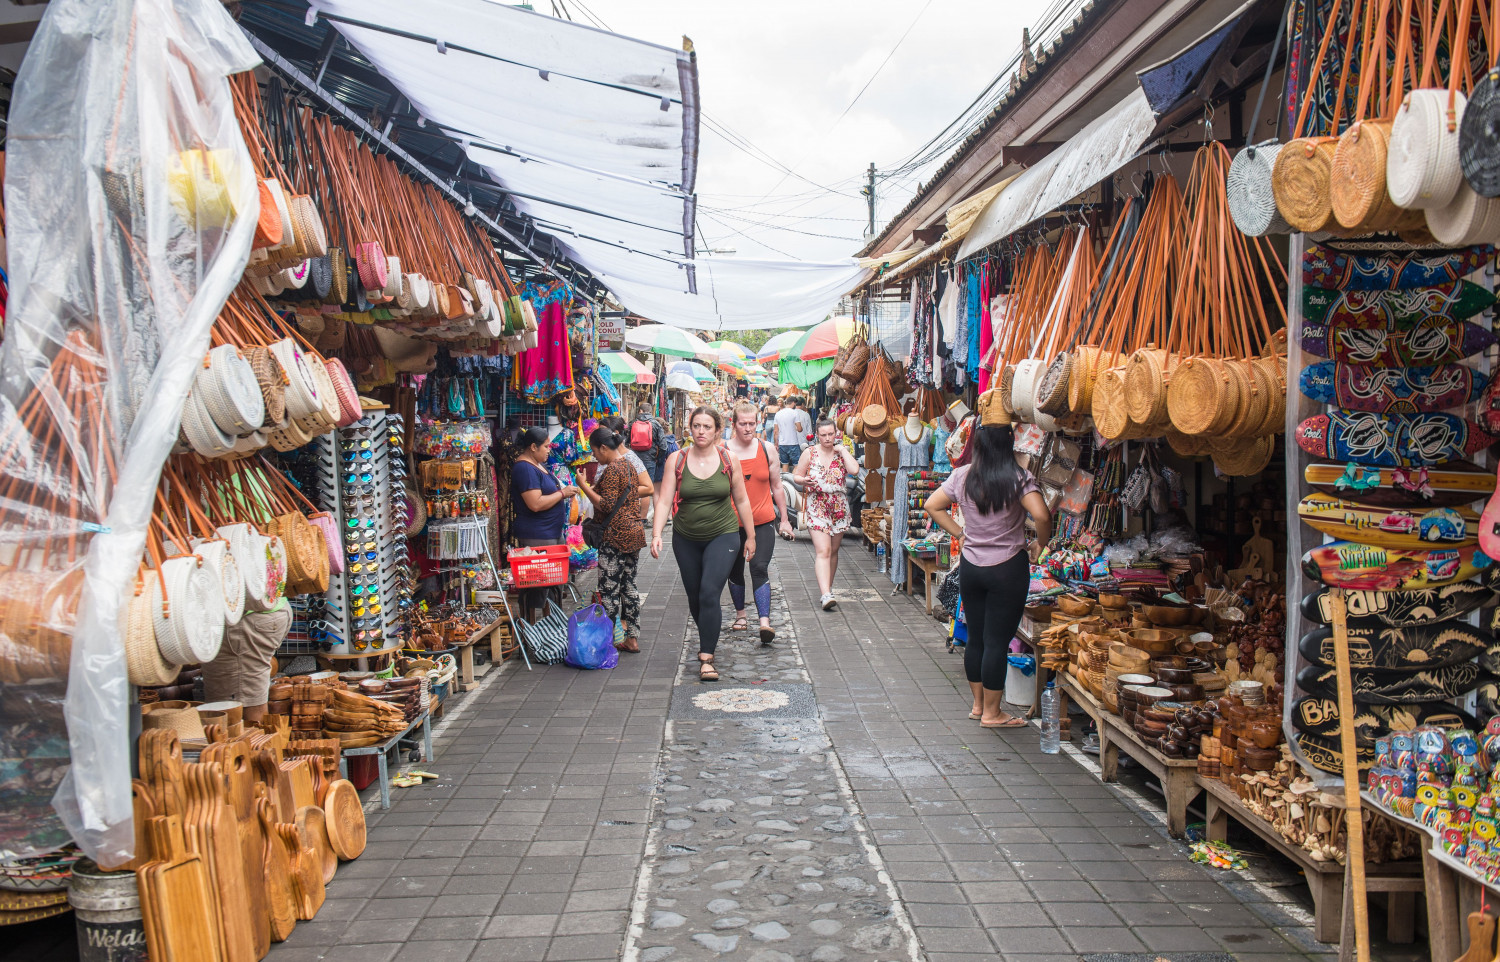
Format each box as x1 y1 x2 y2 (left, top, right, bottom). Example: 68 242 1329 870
309 0 866 332
957 88 1158 259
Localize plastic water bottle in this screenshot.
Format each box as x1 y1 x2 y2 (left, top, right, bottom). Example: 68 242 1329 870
1040 680 1060 754
876 542 887 573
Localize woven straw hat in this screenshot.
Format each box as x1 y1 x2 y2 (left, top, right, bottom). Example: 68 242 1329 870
142 705 206 742
1272 137 1340 232
1388 90 1467 209
1228 142 1291 235
978 389 1012 426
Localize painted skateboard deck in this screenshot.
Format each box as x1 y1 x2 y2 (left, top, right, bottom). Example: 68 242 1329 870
1300 584 1496 627
1298 622 1490 670
1300 541 1490 591
1304 460 1494 508
1294 731 1376 774
1297 494 1479 548
1303 243 1495 291
1299 361 1487 414
1291 696 1479 746
1296 660 1490 703
1300 315 1495 365
1296 411 1495 467
1303 280 1496 326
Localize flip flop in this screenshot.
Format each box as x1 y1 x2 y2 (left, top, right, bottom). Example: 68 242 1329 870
729 617 748 632
968 711 982 720
760 627 775 646
981 716 1027 728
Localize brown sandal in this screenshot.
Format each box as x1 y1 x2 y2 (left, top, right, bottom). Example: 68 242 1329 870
698 654 719 682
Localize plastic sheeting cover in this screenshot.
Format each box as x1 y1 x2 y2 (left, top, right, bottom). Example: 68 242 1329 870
957 88 1158 260
0 0 258 861
310 0 868 331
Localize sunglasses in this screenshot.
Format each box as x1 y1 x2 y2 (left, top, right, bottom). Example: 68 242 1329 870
347 549 379 562
352 604 383 617
344 536 378 551
345 517 377 528
344 472 374 485
343 450 373 461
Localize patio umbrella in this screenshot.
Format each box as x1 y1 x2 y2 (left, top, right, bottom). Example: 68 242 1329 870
787 317 858 361
625 324 715 359
716 356 751 379
668 360 716 383
705 340 754 361
664 371 703 394
756 330 805 363
598 352 656 384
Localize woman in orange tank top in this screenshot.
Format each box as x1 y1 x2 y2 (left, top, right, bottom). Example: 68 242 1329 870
725 401 794 645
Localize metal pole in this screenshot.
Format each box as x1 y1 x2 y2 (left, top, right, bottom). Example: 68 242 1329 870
863 162 877 237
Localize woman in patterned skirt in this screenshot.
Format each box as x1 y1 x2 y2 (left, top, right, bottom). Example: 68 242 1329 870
577 428 647 652
793 419 858 610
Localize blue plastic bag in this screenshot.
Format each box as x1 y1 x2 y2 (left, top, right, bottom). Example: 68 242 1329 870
565 603 618 670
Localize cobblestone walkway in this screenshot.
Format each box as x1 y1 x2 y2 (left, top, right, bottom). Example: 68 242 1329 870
249 536 1350 962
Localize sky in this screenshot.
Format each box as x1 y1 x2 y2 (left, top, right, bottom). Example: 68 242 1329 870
548 0 1055 263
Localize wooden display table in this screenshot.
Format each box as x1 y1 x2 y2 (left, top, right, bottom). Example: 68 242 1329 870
903 548 944 614
1056 673 1201 837
453 619 505 692
338 711 433 810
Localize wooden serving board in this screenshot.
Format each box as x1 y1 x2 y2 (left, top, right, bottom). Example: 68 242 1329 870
1304 460 1495 508
1299 361 1488 414
206 740 270 960
182 763 256 962
279 822 325 921
139 815 226 962
1301 584 1496 626
1296 411 1496 467
256 798 296 942
295 806 337 885
1297 494 1479 549
1296 661 1490 703
1298 621 1490 669
1300 541 1490 591
322 779 366 861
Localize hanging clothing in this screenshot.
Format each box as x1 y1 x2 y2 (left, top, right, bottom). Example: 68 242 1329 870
963 268 981 384
889 423 932 586
931 425 952 472
519 300 575 404
977 263 994 393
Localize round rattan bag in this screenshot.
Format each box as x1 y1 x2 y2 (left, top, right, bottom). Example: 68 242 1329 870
125 584 179 687
1228 142 1291 235
1272 136 1340 232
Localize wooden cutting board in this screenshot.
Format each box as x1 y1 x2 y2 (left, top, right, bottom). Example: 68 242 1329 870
322 779 367 860
214 741 270 960
182 763 256 962
256 797 296 942
278 759 315 818
140 729 187 819
278 821 325 921
139 814 226 962
295 806 337 885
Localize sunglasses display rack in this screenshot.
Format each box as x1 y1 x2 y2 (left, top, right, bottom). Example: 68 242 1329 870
310 410 409 655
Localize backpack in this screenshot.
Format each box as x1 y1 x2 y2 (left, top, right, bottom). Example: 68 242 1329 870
628 420 654 452
671 446 734 515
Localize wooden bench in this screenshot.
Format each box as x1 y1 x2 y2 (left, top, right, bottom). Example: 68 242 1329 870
903 549 945 614
1057 674 1201 837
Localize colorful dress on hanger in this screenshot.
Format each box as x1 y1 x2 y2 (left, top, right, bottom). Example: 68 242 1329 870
890 423 932 586
931 425 952 472
519 299 575 404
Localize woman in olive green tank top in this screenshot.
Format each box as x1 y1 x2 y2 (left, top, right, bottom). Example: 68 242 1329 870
651 406 757 681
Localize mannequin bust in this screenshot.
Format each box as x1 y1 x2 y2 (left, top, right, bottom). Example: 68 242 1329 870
545 415 564 441
903 412 924 443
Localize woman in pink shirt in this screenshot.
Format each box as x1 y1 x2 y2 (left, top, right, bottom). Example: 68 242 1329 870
924 403 1051 728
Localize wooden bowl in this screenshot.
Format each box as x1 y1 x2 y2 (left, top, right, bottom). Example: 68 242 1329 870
1117 673 1155 689
1098 592 1130 610
1156 667 1197 685
1128 629 1180 656
1056 594 1095 617
1143 604 1196 627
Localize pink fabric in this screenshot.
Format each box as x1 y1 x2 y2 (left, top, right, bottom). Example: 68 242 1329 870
977 263 994 393
519 301 574 403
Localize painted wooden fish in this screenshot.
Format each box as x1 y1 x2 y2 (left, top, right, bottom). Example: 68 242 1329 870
1300 315 1496 365
1298 621 1490 670
1297 494 1479 548
1299 361 1487 414
1303 280 1496 326
1303 460 1494 508
1296 661 1490 704
1300 583 1496 627
1304 243 1495 290
1296 411 1496 467
1300 541 1491 591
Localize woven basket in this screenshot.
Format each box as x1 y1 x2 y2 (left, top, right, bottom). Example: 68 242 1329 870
1251 357 1287 435
1166 428 1208 458
1011 359 1043 422
1331 120 1405 231
1223 360 1269 439
1035 353 1073 416
248 347 287 428
1211 434 1276 476
862 404 887 430
998 365 1016 415
1426 180 1500 245
1228 142 1291 235
1272 137 1340 232
849 415 866 440
1067 346 1109 414
843 342 870 382
1388 90 1467 209
1091 367 1132 441
1123 349 1174 426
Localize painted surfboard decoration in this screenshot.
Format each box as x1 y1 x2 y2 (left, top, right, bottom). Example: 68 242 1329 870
1303 280 1496 327
1294 731 1376 774
1300 584 1496 627
1296 411 1496 467
1477 483 1500 561
1291 696 1478 746
1304 460 1495 508
1298 622 1490 670
1299 362 1487 414
1300 316 1496 365
1297 494 1479 548
1303 243 1495 290
1300 541 1491 591
1296 661 1490 703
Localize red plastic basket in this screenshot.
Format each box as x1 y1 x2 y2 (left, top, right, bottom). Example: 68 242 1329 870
508 544 570 588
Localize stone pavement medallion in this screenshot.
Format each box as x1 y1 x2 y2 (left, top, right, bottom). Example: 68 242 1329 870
669 682 816 719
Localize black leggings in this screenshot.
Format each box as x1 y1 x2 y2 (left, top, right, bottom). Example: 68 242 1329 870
672 531 741 655
728 521 776 619
958 552 1030 690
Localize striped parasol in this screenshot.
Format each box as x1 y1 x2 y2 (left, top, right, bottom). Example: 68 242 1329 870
598 352 656 384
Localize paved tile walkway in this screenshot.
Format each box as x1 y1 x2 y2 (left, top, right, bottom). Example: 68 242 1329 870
236 535 1373 962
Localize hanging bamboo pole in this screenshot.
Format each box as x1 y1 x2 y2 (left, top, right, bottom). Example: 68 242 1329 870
1329 588 1370 962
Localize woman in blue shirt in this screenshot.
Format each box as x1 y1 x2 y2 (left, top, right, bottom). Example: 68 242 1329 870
511 426 576 619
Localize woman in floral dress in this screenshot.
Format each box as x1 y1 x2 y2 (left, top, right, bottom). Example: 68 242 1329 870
793 419 858 610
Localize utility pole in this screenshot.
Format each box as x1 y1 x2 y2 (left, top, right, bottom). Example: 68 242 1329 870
861 162 876 237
